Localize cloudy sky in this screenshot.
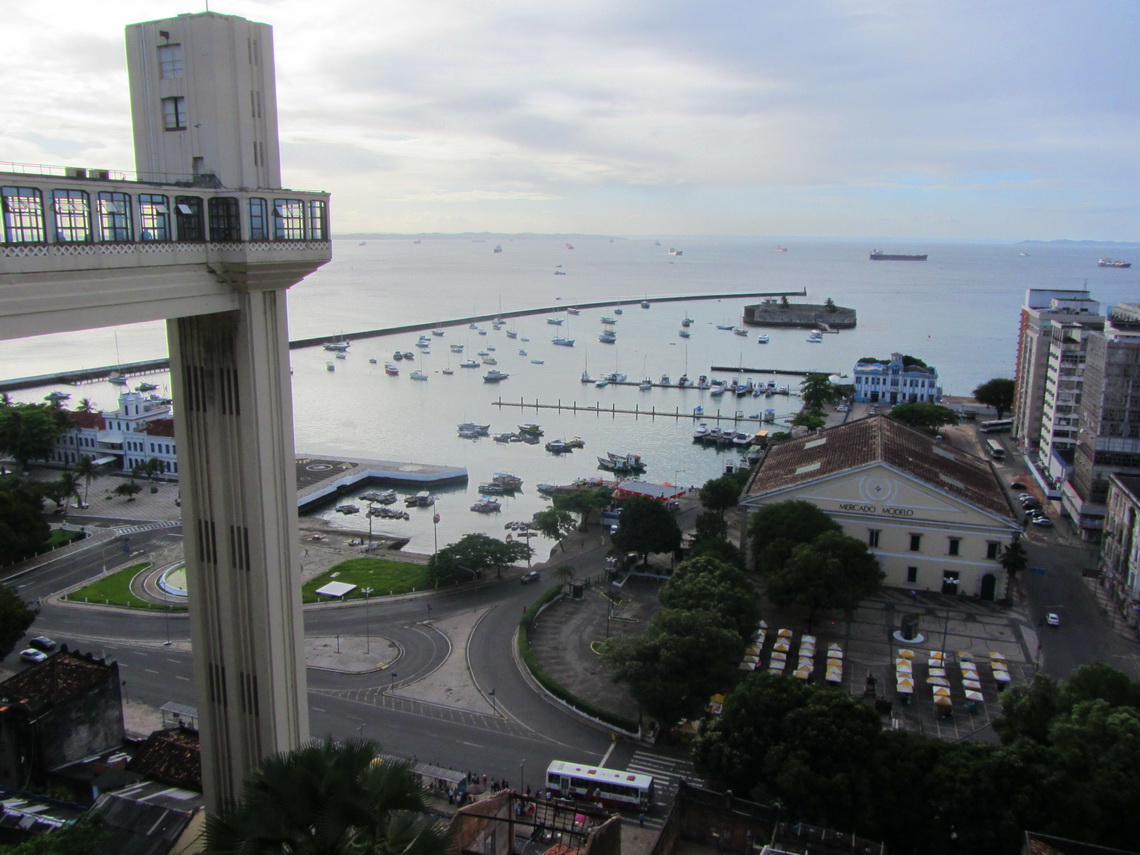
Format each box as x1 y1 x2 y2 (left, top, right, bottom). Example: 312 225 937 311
4 1 1138 240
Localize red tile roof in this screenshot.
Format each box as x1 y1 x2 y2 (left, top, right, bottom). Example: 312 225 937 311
0 648 117 711
127 727 201 792
138 418 175 438
744 415 1016 520
68 411 106 430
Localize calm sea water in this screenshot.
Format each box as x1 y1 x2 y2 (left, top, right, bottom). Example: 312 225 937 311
3 236 1136 553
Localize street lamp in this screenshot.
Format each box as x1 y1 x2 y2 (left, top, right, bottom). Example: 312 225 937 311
362 587 374 654
488 689 497 715
519 758 526 793
389 671 398 691
367 501 375 550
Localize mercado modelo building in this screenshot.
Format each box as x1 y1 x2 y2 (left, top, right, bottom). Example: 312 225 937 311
741 415 1021 600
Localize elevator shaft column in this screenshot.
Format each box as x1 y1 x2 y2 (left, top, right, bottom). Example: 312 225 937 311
168 289 307 810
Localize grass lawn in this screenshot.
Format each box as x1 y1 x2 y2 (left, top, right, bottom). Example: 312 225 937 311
303 557 429 603
47 529 85 548
66 562 183 610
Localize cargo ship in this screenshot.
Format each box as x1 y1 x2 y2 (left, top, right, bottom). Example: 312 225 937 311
1098 258 1132 268
870 250 927 261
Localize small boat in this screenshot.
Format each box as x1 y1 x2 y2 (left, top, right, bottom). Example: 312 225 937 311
640 301 651 308
478 329 488 336
546 439 571 454
405 491 435 507
506 330 518 339
519 423 543 435
807 333 823 343
362 489 398 504
369 357 378 364
45 391 71 402
599 332 617 344
520 336 530 342
482 355 497 364
568 307 580 315
1098 258 1132 268
682 317 693 327
757 334 770 343
679 329 691 338
403 351 415 360
668 248 682 256
493 244 503 253
394 351 404 360
660 374 671 385
326 362 336 372
595 378 609 388
442 368 455 375
530 359 545 364
775 246 788 252
733 327 747 336
598 452 646 473
460 359 479 368
709 383 726 396
385 363 400 376
614 308 623 315
639 379 652 391
601 316 617 324
432 329 445 336
459 422 491 434
581 370 594 383
547 317 565 325
693 423 710 439
554 270 566 275
494 433 515 443
136 382 158 392
551 337 575 347
469 323 480 329
335 503 360 514
716 324 735 330
483 369 509 382
565 437 586 449
696 375 710 389
491 472 523 489
518 349 528 356
336 351 348 359
471 497 502 513
410 370 428 381
564 243 574 250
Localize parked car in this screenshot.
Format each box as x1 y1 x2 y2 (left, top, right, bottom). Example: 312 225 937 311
28 636 56 652
1046 612 1061 626
836 405 849 413
1018 493 1034 502
1010 481 1027 490
520 570 540 584
1022 500 1042 511
1032 517 1054 528
19 649 47 663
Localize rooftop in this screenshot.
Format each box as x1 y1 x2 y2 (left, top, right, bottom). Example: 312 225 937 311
0 648 118 713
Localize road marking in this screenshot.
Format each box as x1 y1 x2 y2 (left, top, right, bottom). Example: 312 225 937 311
144 668 159 674
461 741 483 747
166 658 181 663
176 676 190 681
312 707 326 712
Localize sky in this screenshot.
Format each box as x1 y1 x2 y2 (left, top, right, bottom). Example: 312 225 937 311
3 0 1139 241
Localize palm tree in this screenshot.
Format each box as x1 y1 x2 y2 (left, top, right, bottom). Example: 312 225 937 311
555 563 575 593
1000 539 1028 597
57 471 82 511
75 397 97 414
204 738 453 855
74 455 97 507
0 393 11 407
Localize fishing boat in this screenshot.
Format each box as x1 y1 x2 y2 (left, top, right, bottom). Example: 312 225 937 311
546 439 572 454
323 338 351 352
599 331 617 344
597 452 646 473
385 363 400 376
483 369 509 382
470 498 502 513
518 423 543 436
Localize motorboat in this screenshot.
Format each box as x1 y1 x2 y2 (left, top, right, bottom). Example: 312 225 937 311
519 424 543 435
682 316 694 326
369 358 378 364
807 333 823 343
660 374 671 385
696 375 710 389
45 391 71 402
432 329 445 336
679 329 691 338
394 350 404 360
403 351 415 359
614 308 623 315
136 382 158 392
482 355 497 364
460 359 480 368
335 503 360 514
601 316 617 324
757 334 770 344
581 370 594 383
641 300 651 308
551 337 575 347
546 439 572 454
568 307 580 315
709 383 726 396
109 372 128 385
678 375 691 387
547 317 565 325
518 349 528 356
693 423 710 440
410 370 428 381
595 378 609 388
458 423 491 434
385 363 399 375
483 369 509 382
639 379 652 391
733 328 747 336
599 332 617 343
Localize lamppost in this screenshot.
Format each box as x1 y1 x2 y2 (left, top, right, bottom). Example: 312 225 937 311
433 511 440 556
519 758 526 794
362 587 374 654
488 689 497 715
367 501 376 550
162 585 171 647
389 671 398 692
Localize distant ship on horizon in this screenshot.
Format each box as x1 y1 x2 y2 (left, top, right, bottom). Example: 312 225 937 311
1098 257 1131 268
870 250 927 261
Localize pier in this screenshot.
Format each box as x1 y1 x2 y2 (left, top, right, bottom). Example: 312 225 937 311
491 397 798 424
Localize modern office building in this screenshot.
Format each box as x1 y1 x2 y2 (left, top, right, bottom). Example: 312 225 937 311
1012 289 1101 454
1064 304 1140 537
740 415 1021 600
851 352 942 404
1 11 331 810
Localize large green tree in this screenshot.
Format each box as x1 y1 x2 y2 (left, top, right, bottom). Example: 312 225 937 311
204 738 452 855
764 530 884 625
0 478 50 564
749 499 841 575
659 555 760 642
3 815 109 854
427 532 531 584
698 474 742 517
799 373 840 411
74 454 98 507
0 403 68 471
611 496 682 565
888 403 959 434
603 607 741 726
530 508 576 550
973 378 1015 419
553 487 613 531
0 585 36 659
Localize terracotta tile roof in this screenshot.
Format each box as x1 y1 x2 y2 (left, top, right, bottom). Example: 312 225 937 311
745 415 1016 520
0 648 117 711
68 411 106 430
127 727 201 792
138 418 175 438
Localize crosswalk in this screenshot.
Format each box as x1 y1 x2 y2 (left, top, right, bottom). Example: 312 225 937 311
113 520 181 536
624 750 704 827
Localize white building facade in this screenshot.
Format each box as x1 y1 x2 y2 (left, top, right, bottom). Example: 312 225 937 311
852 353 942 405
1099 474 1140 633
50 392 178 475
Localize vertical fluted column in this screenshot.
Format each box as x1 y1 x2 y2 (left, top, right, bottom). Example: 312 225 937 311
168 289 308 810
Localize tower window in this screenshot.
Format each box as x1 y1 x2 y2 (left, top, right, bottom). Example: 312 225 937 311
162 96 186 131
158 43 183 79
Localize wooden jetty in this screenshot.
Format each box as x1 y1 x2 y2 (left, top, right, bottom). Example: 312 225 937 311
491 397 797 424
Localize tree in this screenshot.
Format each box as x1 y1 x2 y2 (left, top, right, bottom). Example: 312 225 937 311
0 478 50 564
74 454 98 507
553 487 613 531
0 403 67 471
659 556 760 642
698 474 742 517
555 563 575 591
204 738 451 855
57 471 82 511
112 481 143 500
132 457 165 481
999 539 1028 591
427 533 531 584
749 500 841 575
74 397 97 414
764 531 884 625
888 403 959 434
610 496 681 565
4 814 109 854
530 508 576 550
799 372 839 411
0 586 36 659
824 297 837 312
603 608 741 726
973 378 1015 419
692 510 728 544
790 410 826 431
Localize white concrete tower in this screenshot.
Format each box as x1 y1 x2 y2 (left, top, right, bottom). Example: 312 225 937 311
126 12 281 188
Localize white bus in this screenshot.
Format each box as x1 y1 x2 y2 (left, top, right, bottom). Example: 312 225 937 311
545 760 655 810
980 419 1014 433
985 438 1006 460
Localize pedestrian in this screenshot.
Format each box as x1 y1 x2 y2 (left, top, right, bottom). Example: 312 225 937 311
638 812 645 827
